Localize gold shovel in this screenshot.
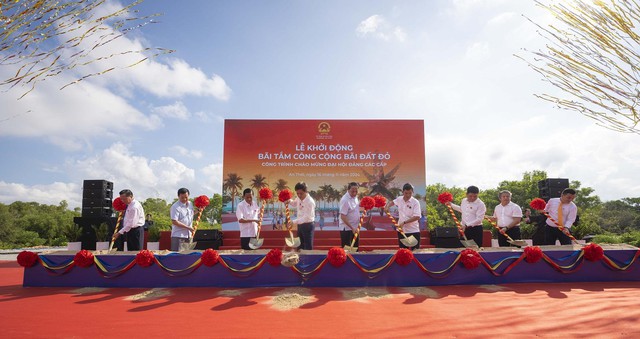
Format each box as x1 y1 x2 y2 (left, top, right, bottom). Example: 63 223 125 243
283 202 301 248
385 211 418 248
444 204 479 249
483 216 528 247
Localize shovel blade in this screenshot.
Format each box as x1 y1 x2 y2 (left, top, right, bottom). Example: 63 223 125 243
285 237 301 248
460 239 479 249
400 235 418 248
179 242 197 252
343 245 358 252
507 239 528 247
248 238 264 249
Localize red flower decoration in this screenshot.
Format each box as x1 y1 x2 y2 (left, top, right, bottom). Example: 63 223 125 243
266 248 283 266
524 246 543 263
278 189 293 202
583 243 604 262
360 196 375 211
460 248 482 269
201 249 220 267
17 251 38 267
327 247 347 267
530 198 547 211
373 195 387 208
73 250 94 268
395 248 414 266
259 187 273 200
136 250 155 267
437 192 454 204
194 195 210 209
112 197 127 212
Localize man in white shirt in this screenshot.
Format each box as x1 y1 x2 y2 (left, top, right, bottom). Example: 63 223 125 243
447 185 486 248
236 188 260 250
339 182 361 249
170 187 195 251
490 190 523 247
387 183 422 250
544 188 577 245
112 189 145 251
288 182 316 250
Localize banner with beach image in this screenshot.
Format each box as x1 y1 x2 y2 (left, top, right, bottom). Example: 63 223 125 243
222 119 426 231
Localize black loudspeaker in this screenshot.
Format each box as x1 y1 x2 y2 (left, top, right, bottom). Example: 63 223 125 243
538 178 569 201
82 180 113 217
193 229 223 241
435 227 458 238
433 227 462 248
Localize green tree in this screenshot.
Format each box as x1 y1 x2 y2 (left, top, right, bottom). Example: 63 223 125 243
223 173 243 213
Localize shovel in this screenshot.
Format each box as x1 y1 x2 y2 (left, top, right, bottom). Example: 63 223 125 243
344 231 359 252
483 216 528 247
283 202 301 248
249 200 266 249
179 241 197 252
384 211 418 248
443 204 479 249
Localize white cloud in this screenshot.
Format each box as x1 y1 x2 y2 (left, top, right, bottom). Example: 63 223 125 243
201 163 223 194
169 145 203 159
465 41 491 60
153 101 190 120
356 15 407 42
0 181 81 207
69 143 196 201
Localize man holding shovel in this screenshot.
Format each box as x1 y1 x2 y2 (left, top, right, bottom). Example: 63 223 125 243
339 182 361 249
112 189 145 251
236 188 260 250
170 188 195 251
544 188 577 245
490 190 523 247
447 186 486 248
288 182 316 250
387 183 422 250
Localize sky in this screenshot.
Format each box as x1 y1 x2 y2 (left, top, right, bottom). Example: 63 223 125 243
0 0 638 209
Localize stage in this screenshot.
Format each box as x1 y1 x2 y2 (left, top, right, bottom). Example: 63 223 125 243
20 244 640 288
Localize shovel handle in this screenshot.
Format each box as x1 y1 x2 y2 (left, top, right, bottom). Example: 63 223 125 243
445 204 470 240
483 216 516 242
109 212 124 251
536 210 580 244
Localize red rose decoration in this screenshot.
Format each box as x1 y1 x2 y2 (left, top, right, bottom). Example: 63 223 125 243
194 195 210 209
530 198 547 211
278 189 293 202
395 248 414 266
201 248 219 267
583 243 604 262
373 195 387 208
17 251 38 267
524 246 543 263
437 192 454 204
360 196 375 211
327 247 347 267
259 187 273 200
112 197 127 212
266 248 283 266
73 249 94 268
460 248 482 269
136 250 155 267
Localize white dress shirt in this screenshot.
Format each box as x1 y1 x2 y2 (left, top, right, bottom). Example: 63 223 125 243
493 202 523 228
290 194 316 224
236 200 260 237
170 200 193 238
544 198 577 228
119 199 145 234
339 193 360 231
392 196 422 233
450 198 486 227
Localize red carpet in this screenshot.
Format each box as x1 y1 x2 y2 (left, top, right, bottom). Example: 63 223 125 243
2 260 640 338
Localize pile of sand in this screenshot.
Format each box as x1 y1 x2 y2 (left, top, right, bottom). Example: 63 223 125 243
341 287 394 303
217 289 246 297
70 287 107 295
269 287 314 311
124 288 172 301
400 287 440 298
